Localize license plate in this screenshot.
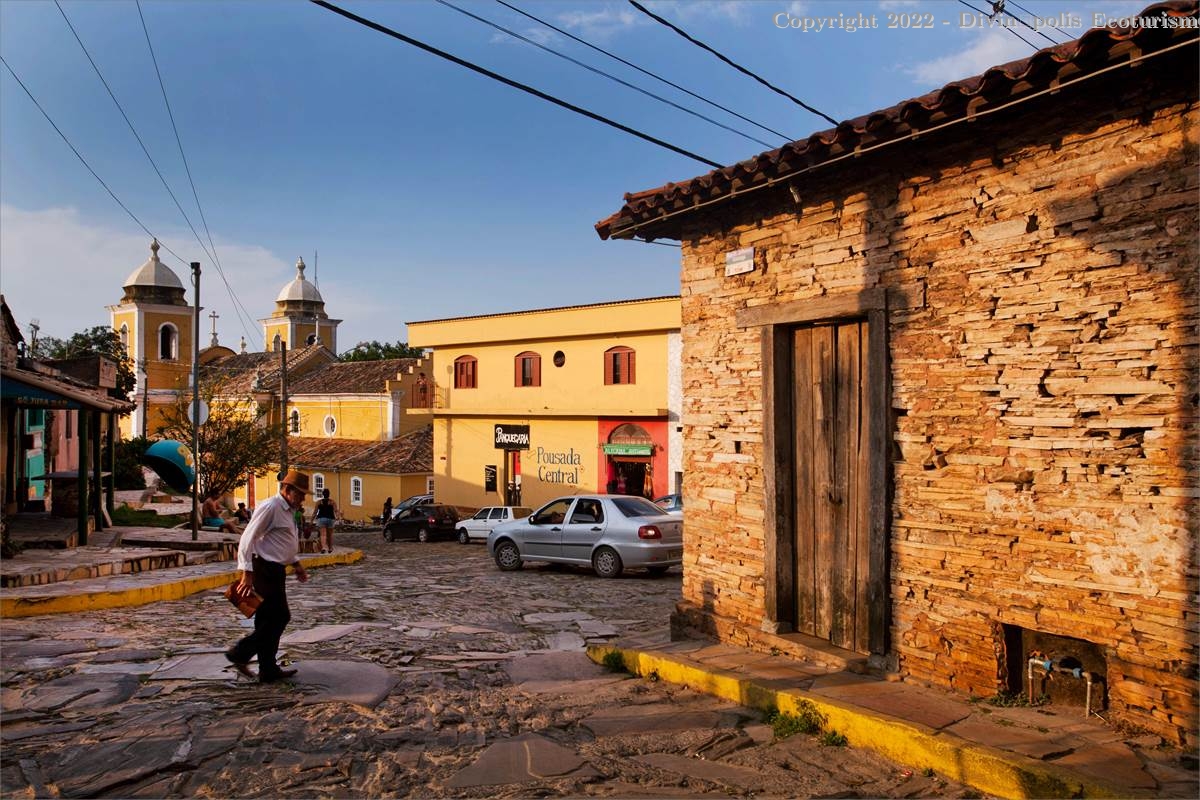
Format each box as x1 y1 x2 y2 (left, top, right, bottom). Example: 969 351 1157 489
668 549 682 559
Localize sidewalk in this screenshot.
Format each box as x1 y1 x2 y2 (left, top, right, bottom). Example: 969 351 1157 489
1 537 1194 799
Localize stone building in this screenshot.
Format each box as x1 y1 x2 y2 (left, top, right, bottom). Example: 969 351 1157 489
597 5 1198 743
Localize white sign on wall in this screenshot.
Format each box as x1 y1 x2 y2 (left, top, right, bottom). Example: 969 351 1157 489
725 246 755 277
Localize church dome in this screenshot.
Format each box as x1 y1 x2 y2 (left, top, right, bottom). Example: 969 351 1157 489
276 258 324 303
123 240 184 290
120 240 187 306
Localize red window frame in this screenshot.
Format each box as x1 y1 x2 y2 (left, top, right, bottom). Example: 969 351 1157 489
454 355 477 389
514 351 541 387
604 346 635 385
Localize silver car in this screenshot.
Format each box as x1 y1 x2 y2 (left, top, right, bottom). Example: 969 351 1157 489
456 505 533 544
487 494 683 578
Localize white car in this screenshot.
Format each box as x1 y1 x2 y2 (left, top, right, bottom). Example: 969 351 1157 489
456 506 533 543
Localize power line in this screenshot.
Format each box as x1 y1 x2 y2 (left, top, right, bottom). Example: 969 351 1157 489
53 3 224 274
308 0 723 169
497 0 791 142
136 0 257 344
989 0 1061 46
1007 0 1070 42
436 0 774 149
627 0 837 127
0 55 189 267
956 0 1038 50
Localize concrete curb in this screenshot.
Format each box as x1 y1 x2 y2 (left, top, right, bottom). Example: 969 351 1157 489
586 645 1148 800
0 550 362 618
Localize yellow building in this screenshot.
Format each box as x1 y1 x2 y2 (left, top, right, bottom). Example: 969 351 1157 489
107 240 194 440
407 296 681 511
261 258 341 353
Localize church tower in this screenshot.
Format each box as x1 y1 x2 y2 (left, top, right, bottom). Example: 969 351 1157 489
261 258 340 353
107 240 194 439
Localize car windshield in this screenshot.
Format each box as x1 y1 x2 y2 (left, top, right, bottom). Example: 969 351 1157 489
611 497 666 518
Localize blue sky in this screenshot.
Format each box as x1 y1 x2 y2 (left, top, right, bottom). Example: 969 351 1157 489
1 0 1146 353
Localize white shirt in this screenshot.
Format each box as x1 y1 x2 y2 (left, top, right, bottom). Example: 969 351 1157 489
236 491 300 571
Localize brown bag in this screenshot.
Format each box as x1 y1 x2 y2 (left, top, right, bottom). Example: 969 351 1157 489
223 580 262 618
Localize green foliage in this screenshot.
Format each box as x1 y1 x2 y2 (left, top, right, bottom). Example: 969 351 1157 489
155 375 284 497
765 701 826 739
104 436 151 490
819 730 848 747
601 650 627 673
111 506 188 528
37 326 136 397
340 340 425 361
988 691 1048 708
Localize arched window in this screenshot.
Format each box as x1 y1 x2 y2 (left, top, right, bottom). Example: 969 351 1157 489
350 476 363 505
323 415 337 436
454 355 477 389
306 333 317 345
514 351 541 387
158 323 178 360
289 409 300 434
312 473 325 494
119 324 129 355
272 333 282 352
604 346 635 385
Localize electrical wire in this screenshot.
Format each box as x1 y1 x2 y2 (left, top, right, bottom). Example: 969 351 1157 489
308 0 723 169
626 0 836 127
0 55 189 267
990 0 1060 46
1008 0 1071 42
956 0 1038 50
494 0 791 143
436 0 774 148
136 0 257 343
53 3 227 281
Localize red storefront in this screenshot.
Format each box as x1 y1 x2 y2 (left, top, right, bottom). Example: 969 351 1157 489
597 418 668 499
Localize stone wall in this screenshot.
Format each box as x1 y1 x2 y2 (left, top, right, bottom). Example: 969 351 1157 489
673 71 1198 743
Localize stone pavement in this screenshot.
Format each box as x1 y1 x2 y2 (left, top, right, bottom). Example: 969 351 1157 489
0 532 1195 800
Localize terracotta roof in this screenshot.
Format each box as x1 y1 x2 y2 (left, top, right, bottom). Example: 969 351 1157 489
202 344 334 396
289 358 420 395
596 1 1198 242
286 425 432 475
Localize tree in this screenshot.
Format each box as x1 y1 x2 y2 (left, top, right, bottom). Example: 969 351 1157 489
340 340 425 361
155 376 284 498
35 326 136 398
103 436 151 490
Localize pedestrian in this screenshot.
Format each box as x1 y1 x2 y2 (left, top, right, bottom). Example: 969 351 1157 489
225 470 310 683
201 491 237 533
312 488 337 553
382 496 393 523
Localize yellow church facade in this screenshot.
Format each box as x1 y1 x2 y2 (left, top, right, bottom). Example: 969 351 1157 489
407 296 682 511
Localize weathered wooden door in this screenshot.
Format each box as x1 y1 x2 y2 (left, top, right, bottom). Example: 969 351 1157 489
793 319 871 654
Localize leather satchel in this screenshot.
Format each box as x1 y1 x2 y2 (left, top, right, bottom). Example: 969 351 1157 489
223 580 262 618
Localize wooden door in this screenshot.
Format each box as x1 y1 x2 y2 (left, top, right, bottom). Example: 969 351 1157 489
793 319 871 654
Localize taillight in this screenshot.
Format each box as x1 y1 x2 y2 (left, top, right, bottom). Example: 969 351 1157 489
638 525 662 540
428 516 437 525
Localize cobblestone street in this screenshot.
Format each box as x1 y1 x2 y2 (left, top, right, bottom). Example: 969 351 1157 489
1 532 977 798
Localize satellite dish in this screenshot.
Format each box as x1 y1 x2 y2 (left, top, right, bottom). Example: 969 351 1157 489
143 440 195 493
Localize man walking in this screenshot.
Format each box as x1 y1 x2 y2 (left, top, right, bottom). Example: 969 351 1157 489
226 469 310 683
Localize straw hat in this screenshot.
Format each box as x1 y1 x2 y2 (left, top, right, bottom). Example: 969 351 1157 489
279 469 310 495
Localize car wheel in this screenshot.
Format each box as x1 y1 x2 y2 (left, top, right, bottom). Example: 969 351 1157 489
417 528 430 543
383 527 395 543
647 565 670 576
494 540 522 571
457 528 469 544
592 546 623 579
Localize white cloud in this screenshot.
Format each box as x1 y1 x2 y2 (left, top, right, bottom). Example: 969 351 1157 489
879 0 920 9
905 29 1031 88
0 204 289 352
556 6 643 39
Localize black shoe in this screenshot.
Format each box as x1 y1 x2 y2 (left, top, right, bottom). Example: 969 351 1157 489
225 650 256 679
259 667 298 683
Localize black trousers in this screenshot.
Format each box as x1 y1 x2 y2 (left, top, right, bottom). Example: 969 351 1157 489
229 555 290 675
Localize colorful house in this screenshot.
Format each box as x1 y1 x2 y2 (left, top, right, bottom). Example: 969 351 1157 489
406 297 681 511
597 7 1198 744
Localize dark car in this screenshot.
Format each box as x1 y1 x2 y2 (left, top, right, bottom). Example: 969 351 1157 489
383 504 460 543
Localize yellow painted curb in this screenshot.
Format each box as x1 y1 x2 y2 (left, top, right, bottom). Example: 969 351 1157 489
0 550 362 618
587 645 1147 800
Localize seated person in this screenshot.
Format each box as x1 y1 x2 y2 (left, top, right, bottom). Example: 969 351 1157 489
201 491 237 533
234 502 251 524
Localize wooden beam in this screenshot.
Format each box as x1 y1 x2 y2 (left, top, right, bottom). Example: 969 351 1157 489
736 288 886 329
761 325 795 633
867 308 891 657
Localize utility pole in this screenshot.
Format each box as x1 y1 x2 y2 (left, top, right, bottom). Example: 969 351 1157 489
279 340 288 478
190 262 201 542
